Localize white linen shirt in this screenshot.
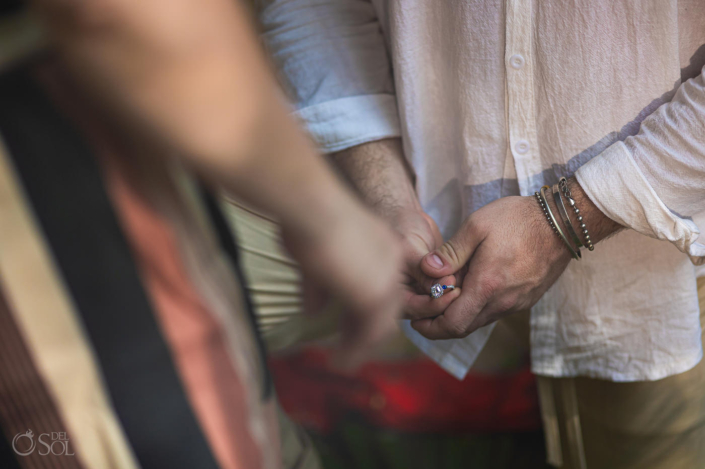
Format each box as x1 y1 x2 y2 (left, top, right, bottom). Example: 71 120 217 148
258 0 705 381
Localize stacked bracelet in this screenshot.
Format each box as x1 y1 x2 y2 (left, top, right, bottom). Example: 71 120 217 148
558 177 594 251
552 184 583 249
535 186 581 260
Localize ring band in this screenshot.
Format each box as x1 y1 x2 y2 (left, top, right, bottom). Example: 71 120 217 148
431 284 455 299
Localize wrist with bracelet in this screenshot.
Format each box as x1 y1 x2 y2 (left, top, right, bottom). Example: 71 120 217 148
534 177 594 260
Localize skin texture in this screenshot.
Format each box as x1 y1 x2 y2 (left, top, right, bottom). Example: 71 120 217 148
30 0 405 368
333 139 622 340
333 139 461 318
415 179 622 339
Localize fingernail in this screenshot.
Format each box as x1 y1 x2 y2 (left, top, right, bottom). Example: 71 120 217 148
428 254 443 268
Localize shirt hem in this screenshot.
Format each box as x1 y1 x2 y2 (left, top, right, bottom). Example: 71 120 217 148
532 349 703 382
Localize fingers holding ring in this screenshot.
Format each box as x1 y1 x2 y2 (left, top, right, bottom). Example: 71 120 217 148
430 283 455 299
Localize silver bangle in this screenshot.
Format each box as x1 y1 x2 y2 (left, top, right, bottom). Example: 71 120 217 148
553 183 583 249
536 186 580 260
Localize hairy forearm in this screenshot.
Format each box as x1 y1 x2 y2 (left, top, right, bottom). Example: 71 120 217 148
332 138 421 217
565 177 622 245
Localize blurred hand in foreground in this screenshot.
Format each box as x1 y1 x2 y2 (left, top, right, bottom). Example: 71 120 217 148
33 0 405 367
282 197 404 369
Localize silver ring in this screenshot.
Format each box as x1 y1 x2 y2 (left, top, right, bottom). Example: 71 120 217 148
430 283 455 299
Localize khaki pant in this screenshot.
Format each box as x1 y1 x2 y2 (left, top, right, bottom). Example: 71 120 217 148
222 200 340 352
224 201 324 468
538 277 705 469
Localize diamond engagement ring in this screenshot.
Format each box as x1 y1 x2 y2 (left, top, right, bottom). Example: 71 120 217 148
430 284 455 299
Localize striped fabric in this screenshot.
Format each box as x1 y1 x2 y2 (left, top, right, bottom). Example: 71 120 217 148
0 285 81 469
0 58 278 469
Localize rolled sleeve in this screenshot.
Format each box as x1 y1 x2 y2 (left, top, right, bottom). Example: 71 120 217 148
576 141 705 264
258 0 401 153
294 94 400 153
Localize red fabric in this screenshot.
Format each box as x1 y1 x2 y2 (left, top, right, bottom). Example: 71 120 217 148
270 348 541 434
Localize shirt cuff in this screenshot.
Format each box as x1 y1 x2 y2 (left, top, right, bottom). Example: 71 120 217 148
400 320 496 380
575 141 705 265
294 94 401 153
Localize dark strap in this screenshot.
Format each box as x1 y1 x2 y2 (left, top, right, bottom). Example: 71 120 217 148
0 426 21 469
0 66 220 469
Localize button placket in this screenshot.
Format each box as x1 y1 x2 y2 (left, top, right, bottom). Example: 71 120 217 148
505 0 542 196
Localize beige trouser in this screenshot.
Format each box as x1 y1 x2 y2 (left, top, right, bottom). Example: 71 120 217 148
538 277 705 469
224 201 324 469
222 200 340 352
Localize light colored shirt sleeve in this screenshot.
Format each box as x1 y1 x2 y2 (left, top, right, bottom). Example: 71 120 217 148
576 67 705 265
257 0 401 153
257 0 495 380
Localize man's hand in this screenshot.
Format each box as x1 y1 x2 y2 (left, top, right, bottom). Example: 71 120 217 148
411 179 621 339
391 208 461 317
332 139 460 317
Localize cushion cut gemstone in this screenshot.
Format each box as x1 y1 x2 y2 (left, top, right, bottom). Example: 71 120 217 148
431 284 444 299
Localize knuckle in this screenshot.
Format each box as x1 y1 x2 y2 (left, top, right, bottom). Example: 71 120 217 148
479 275 503 298
439 239 463 266
444 319 470 339
466 216 489 237
495 295 517 313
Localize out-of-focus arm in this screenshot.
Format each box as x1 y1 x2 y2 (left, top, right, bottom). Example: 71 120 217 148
575 67 705 264
30 0 358 239
29 0 407 368
257 0 401 153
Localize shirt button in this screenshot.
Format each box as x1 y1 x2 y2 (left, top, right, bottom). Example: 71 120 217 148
514 140 530 154
509 54 525 69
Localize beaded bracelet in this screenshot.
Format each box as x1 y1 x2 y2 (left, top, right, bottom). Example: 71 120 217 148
535 186 580 260
558 177 594 251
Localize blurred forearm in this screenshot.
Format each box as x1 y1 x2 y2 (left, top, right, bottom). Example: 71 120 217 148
30 0 357 238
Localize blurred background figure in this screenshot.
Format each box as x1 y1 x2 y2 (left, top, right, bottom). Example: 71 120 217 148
226 199 551 469
0 1 404 468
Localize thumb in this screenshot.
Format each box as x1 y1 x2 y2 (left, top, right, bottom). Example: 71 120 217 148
421 223 481 277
